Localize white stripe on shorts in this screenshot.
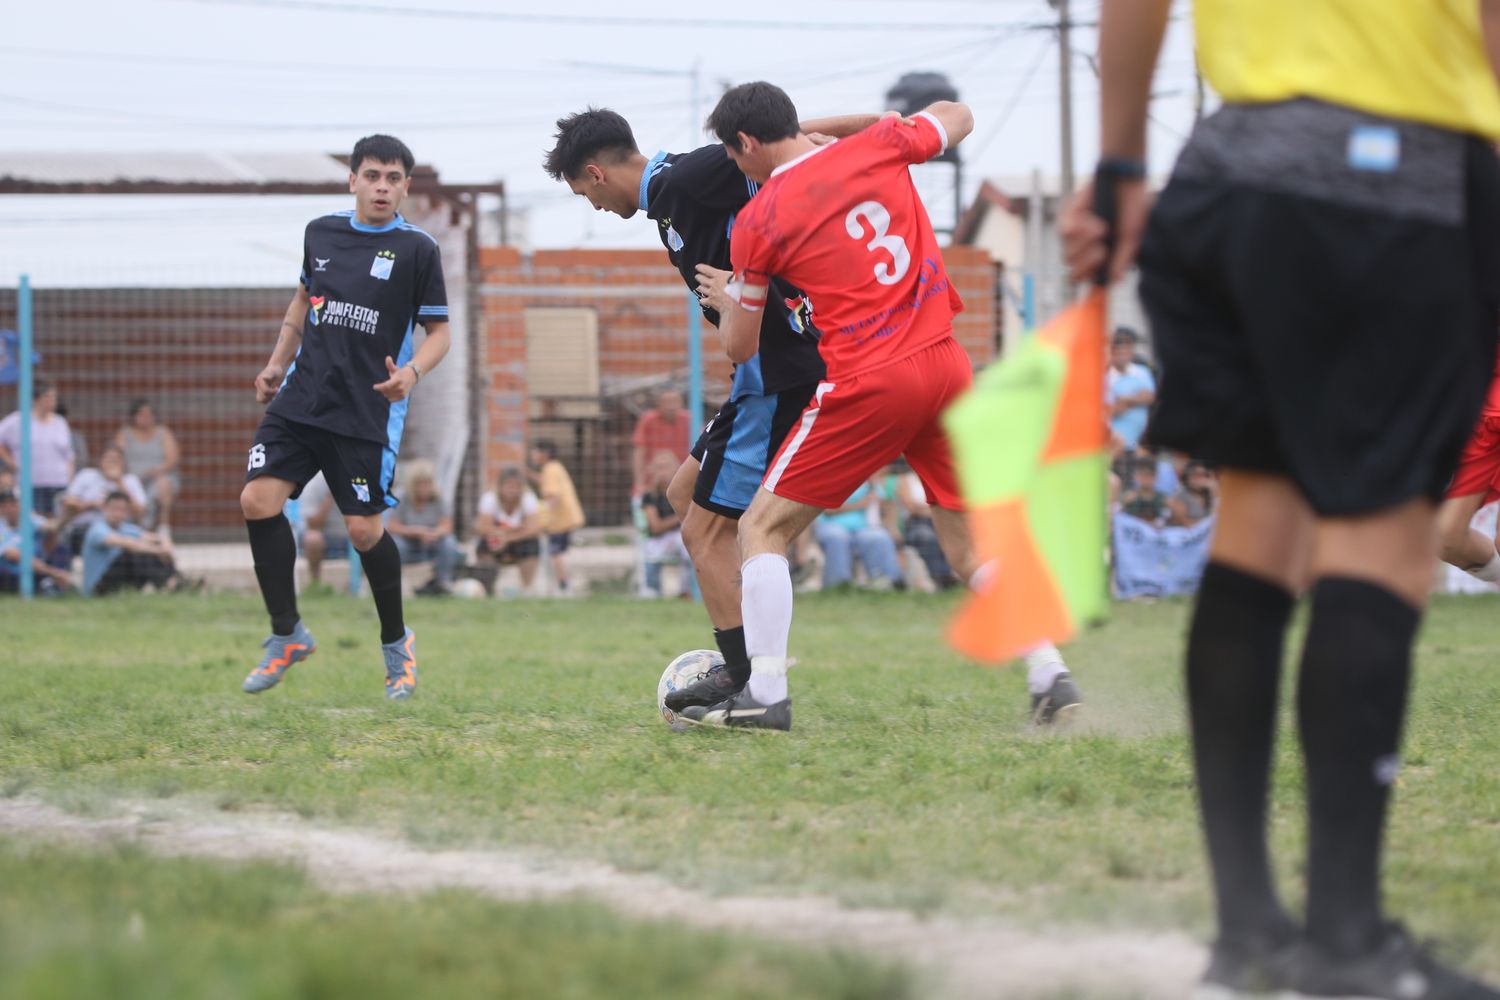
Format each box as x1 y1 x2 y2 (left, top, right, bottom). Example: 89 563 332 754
764 381 835 493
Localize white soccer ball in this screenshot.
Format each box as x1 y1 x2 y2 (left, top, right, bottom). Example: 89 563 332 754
657 648 724 731
451 578 487 599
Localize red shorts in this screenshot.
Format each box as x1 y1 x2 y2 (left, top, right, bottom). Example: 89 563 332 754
1446 412 1500 502
762 337 971 510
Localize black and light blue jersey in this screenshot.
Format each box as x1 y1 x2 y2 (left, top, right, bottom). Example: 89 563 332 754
641 144 824 399
267 210 448 450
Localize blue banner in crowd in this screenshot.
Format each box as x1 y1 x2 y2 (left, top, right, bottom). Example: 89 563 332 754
0 329 40 386
1112 513 1215 599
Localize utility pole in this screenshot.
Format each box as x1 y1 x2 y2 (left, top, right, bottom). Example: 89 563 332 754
1050 0 1075 200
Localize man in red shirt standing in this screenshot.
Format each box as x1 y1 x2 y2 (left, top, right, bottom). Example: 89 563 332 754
631 388 692 497
692 81 1078 730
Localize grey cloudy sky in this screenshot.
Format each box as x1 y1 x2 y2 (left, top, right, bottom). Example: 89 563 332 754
5 0 1200 278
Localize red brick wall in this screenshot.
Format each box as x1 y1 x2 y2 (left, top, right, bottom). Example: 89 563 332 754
476 243 998 504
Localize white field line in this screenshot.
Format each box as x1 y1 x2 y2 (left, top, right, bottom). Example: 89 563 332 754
0 797 1205 999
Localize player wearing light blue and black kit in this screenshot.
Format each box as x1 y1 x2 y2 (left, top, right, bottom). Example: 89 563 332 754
239 134 450 702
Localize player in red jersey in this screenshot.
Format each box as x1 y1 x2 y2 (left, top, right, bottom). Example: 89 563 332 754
1439 346 1500 582
689 81 1078 730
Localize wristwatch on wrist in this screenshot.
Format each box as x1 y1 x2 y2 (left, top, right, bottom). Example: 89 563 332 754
1096 156 1147 180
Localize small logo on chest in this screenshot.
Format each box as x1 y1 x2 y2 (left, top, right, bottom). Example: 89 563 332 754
370 249 396 280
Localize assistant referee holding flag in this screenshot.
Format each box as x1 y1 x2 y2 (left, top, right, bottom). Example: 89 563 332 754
1065 2 1500 997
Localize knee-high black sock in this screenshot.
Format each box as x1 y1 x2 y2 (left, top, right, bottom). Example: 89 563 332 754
1298 577 1418 958
360 531 406 645
1186 561 1298 944
714 626 751 686
247 513 299 636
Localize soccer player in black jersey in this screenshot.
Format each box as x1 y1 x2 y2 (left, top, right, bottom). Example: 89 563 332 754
239 134 450 701
544 107 868 708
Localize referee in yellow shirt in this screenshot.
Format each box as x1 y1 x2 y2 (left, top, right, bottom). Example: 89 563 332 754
1065 2 1500 997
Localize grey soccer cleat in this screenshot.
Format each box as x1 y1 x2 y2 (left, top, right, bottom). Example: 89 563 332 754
242 621 316 693
680 686 791 731
382 628 417 701
1031 672 1083 726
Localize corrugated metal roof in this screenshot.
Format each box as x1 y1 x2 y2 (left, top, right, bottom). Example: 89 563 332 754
0 151 349 186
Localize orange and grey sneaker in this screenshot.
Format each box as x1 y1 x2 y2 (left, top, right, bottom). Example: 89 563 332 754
242 621 316 693
382 628 417 701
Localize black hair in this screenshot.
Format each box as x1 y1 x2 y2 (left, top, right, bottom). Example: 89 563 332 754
532 440 559 460
350 134 415 176
498 466 525 485
34 378 54 396
706 82 800 152
128 398 151 418
104 490 132 505
543 108 639 181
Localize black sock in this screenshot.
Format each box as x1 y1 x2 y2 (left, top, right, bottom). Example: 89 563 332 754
1186 561 1298 945
714 626 751 686
360 531 406 645
247 513 299 636
1299 577 1418 958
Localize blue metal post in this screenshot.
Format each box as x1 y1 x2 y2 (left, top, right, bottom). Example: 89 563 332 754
1022 272 1036 333
347 537 362 596
17 275 34 599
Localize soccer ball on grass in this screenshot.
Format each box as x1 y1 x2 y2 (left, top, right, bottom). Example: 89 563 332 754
657 648 724 731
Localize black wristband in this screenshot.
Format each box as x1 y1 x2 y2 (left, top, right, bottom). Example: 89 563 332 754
1096 156 1146 180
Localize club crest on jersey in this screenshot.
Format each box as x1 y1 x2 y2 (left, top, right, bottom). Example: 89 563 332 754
351 477 371 503
314 257 330 271
667 225 684 253
784 295 815 336
308 295 325 326
370 249 396 280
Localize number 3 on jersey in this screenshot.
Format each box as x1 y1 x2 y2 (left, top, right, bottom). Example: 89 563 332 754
845 200 910 285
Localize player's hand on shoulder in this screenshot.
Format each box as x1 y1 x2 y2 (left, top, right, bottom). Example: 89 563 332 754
374 356 416 402
254 365 284 404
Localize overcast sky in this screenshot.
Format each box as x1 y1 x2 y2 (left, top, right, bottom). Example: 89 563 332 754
4 0 1200 280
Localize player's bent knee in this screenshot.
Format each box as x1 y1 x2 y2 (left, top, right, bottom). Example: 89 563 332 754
345 516 384 551
240 480 284 520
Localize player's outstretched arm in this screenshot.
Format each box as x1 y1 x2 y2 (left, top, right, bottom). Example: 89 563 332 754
373 321 451 403
914 101 975 150
798 113 882 140
255 285 310 404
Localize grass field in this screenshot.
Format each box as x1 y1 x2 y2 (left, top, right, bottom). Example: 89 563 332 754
3 590 1500 996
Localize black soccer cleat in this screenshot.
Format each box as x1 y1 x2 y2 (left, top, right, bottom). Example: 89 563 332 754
663 662 745 713
1194 930 1298 999
680 686 791 731
1288 923 1500 1000
1031 672 1083 726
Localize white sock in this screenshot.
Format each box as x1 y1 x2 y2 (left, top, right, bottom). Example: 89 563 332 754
1021 641 1068 696
1467 551 1500 583
743 553 793 704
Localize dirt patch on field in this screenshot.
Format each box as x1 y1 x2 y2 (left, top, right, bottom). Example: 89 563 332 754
0 797 1204 999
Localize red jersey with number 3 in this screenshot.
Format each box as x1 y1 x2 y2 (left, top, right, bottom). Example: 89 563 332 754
729 113 964 381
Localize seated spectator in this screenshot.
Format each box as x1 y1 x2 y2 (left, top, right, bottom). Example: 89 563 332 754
296 472 348 585
387 460 462 596
812 481 905 590
82 491 191 595
895 469 959 590
1119 456 1170 525
638 449 694 598
528 441 585 595
1168 460 1218 527
59 444 148 551
115 399 181 535
476 467 543 591
0 488 72 594
1106 327 1156 450
632 388 692 497
0 380 75 516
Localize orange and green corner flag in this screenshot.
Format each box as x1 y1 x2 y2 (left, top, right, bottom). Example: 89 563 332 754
942 289 1110 663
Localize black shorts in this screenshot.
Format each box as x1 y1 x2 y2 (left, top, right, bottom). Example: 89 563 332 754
246 412 397 517
546 531 571 553
688 383 820 519
479 536 540 562
1139 119 1500 516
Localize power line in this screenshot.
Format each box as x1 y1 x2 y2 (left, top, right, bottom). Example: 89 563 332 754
183 0 1062 33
